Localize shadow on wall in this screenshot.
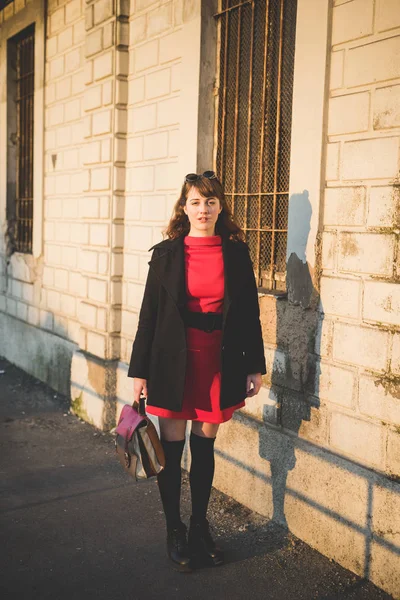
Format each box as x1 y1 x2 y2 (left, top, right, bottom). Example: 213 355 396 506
260 190 321 527
217 190 400 588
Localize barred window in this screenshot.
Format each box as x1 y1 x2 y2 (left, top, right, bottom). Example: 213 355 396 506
215 0 298 291
7 24 35 255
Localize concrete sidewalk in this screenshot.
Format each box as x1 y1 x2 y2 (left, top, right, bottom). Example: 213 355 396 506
0 356 392 600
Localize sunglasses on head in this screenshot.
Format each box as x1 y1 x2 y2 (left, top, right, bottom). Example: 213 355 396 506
185 170 217 183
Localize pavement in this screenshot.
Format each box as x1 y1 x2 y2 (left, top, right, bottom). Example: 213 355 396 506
0 356 393 600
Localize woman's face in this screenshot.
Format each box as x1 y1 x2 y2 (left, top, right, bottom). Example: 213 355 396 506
183 187 222 236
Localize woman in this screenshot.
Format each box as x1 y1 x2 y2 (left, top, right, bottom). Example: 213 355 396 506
128 171 266 572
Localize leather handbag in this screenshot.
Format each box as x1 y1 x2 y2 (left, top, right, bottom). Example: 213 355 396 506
115 395 165 480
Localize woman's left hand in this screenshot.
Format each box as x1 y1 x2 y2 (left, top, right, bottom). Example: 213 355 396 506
246 373 262 397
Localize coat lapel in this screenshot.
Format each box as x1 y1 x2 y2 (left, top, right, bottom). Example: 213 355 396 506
148 235 244 329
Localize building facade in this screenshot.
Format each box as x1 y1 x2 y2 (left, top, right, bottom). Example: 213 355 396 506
0 0 399 595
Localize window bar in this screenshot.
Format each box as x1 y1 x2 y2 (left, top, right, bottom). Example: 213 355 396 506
256 0 270 286
243 0 255 275
231 4 242 217
270 0 285 285
220 6 229 181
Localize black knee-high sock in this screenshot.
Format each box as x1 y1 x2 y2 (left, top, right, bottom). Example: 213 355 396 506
189 432 216 524
157 438 185 531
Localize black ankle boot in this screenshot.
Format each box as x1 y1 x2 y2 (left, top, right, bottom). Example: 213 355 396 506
166 522 192 572
188 516 224 567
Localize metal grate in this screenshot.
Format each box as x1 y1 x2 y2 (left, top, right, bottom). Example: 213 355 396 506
215 0 297 290
15 26 35 254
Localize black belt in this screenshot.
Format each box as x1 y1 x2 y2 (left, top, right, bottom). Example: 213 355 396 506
184 311 223 333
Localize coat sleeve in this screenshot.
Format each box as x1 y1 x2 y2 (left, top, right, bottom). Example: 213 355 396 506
127 249 160 379
242 244 267 376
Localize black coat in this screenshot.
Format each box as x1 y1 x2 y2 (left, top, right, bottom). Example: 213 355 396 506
127 234 266 412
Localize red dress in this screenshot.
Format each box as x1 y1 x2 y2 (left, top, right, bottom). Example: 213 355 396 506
146 234 246 423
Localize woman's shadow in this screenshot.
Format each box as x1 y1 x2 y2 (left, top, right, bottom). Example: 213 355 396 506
259 190 323 527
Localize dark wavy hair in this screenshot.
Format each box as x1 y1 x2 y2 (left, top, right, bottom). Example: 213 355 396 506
163 175 245 242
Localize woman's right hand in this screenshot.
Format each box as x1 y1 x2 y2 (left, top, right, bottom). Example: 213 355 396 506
133 378 148 405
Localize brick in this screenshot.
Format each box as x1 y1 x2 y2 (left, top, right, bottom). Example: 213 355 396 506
40 310 54 330
114 108 126 133
84 85 102 111
141 195 166 221
128 77 145 104
93 50 113 80
6 298 17 317
88 278 108 303
322 231 336 270
91 167 110 190
359 374 400 426
387 430 400 477
51 7 65 34
65 98 81 122
123 252 139 279
317 362 355 408
63 149 80 170
48 104 64 127
86 28 103 57
79 196 99 218
333 322 389 371
343 137 399 181
338 232 394 276
78 301 97 327
47 289 61 312
116 80 128 106
128 166 154 192
324 187 365 226
332 0 373 45
79 250 98 272
28 306 40 327
320 276 361 319
126 225 153 251
345 36 400 88
392 334 400 374
82 141 101 164
104 21 114 48
155 161 179 191
328 92 369 135
50 56 64 80
127 282 145 310
56 78 72 101
85 3 94 30
74 19 85 44
114 137 126 163
147 2 172 37
101 138 112 162
373 84 400 130
125 196 141 220
157 96 180 127
325 143 339 181
103 80 113 105
363 280 400 326
22 283 34 303
110 280 122 304
116 50 129 77
97 253 108 275
136 0 158 10
173 0 183 25
168 128 179 157
58 26 73 52
44 221 55 241
130 15 147 45
171 62 180 92
143 131 168 160
96 308 107 331
66 48 82 73
56 125 72 148
135 40 158 72
17 302 28 322
66 0 81 23
47 37 58 59
61 294 76 317
70 223 89 244
61 246 77 268
84 60 94 85
55 175 71 196
146 68 171 100
54 268 69 291
376 0 400 32
70 172 86 194
330 412 384 467
87 331 107 358
92 109 112 134
367 186 398 227
159 29 182 65
90 223 109 246
94 0 114 26
130 104 156 133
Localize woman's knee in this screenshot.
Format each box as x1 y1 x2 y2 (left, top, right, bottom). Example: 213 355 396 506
159 417 187 441
191 421 219 439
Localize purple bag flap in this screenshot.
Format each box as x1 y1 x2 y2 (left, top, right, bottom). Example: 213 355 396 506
115 404 146 441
